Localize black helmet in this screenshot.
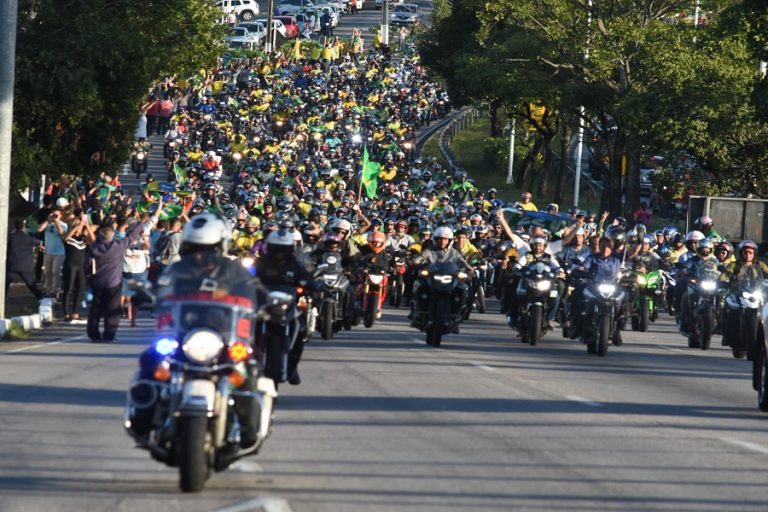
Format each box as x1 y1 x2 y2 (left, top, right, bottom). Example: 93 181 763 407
605 226 626 245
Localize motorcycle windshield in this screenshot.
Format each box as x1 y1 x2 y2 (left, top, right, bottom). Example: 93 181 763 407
428 261 460 276
524 261 551 277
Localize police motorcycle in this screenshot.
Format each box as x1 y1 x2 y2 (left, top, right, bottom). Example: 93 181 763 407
573 269 626 357
682 258 721 350
313 251 351 340
414 261 470 347
123 279 278 493
514 261 558 346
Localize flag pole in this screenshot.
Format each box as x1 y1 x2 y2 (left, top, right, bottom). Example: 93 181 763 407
357 143 365 200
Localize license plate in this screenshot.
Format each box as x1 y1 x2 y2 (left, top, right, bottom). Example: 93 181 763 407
549 291 558 298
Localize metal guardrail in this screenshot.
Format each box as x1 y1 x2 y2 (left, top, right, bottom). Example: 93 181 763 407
437 107 479 175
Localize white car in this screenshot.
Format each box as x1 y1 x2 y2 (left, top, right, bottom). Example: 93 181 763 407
236 22 268 43
278 0 316 15
315 0 345 14
375 0 402 9
216 0 260 21
390 3 419 25
253 18 288 38
226 26 260 49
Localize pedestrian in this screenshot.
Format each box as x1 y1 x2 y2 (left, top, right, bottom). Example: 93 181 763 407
398 26 408 53
6 219 44 301
37 198 69 299
153 218 184 280
84 203 161 342
122 231 151 327
156 95 174 136
145 98 160 136
62 210 90 323
634 201 652 228
226 9 237 27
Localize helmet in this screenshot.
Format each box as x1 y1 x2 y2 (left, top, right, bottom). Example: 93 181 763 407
181 213 231 253
698 215 713 227
266 229 296 258
487 188 497 195
685 230 705 243
672 233 685 244
246 217 260 229
715 241 734 256
654 229 664 238
663 225 678 240
634 223 647 237
531 236 547 247
697 238 714 254
322 232 343 249
395 219 408 229
739 239 758 252
605 227 626 245
643 234 655 245
545 203 558 212
367 231 386 254
469 213 483 223
433 226 454 240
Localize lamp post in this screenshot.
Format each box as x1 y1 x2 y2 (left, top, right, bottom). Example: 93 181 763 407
505 120 515 185
381 0 390 47
265 0 275 53
573 0 592 208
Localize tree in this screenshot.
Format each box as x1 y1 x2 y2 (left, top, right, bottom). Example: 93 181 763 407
12 0 226 191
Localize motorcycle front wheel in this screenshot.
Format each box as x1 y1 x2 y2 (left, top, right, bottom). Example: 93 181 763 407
364 294 377 328
321 303 334 340
179 416 210 493
699 308 714 351
475 285 486 314
758 346 768 412
639 299 650 332
529 305 543 346
597 315 611 357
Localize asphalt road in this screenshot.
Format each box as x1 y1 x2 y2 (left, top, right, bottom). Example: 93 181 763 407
1 299 767 512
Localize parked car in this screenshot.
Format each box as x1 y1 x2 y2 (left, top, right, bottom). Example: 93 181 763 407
226 26 260 49
390 3 419 25
254 17 288 38
315 0 345 14
216 0 260 21
278 0 316 15
274 15 300 38
236 21 268 44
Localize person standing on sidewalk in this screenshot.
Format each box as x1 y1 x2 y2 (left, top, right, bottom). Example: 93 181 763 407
62 210 91 323
7 219 44 301
37 199 69 299
84 202 161 342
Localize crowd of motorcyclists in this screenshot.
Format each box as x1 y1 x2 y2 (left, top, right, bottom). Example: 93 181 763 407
28 31 768 490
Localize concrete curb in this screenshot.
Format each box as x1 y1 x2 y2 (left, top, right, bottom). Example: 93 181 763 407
0 298 54 337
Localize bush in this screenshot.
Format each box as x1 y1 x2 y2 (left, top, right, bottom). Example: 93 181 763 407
482 137 508 170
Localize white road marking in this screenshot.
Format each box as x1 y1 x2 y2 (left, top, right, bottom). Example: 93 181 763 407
660 345 684 352
565 395 603 407
214 497 293 512
232 460 264 473
719 437 768 455
409 337 425 345
5 334 87 354
469 361 494 371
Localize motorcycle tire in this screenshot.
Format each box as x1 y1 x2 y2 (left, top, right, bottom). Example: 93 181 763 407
343 314 352 331
639 300 650 332
529 305 543 346
597 315 610 357
699 308 714 351
394 275 404 308
562 320 571 339
688 331 701 349
364 295 377 328
733 348 747 359
759 347 768 412
321 304 334 340
753 343 764 392
631 314 640 331
586 335 597 355
475 286 486 314
178 415 210 493
743 310 759 361
430 299 446 348
263 332 284 388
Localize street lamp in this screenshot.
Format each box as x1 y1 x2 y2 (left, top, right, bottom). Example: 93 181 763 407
505 120 515 185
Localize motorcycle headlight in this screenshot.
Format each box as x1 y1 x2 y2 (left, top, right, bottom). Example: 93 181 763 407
636 275 646 286
597 283 617 296
700 280 717 292
232 152 242 161
241 257 255 269
457 272 468 280
183 329 224 364
368 274 384 285
535 280 552 291
136 151 145 160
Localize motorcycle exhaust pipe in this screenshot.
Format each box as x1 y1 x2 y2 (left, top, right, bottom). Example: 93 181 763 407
128 380 160 409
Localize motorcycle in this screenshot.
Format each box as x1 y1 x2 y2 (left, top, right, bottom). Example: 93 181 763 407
514 261 557 346
131 144 150 178
753 296 768 411
626 269 665 332
357 268 388 328
414 261 469 347
388 250 408 308
124 287 278 492
578 272 626 357
724 279 766 359
313 252 350 340
683 261 720 350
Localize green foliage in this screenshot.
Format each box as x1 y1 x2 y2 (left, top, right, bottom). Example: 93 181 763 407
481 136 507 170
12 0 226 190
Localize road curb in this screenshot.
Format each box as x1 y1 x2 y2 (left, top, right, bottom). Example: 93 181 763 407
0 298 54 337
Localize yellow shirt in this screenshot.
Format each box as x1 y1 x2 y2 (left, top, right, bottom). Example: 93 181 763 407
520 202 538 212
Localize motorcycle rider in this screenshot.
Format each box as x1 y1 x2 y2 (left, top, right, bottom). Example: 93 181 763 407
386 219 416 251
556 227 590 270
140 213 263 445
719 240 768 346
569 235 624 342
255 229 321 386
677 238 718 336
506 236 565 331
409 226 473 328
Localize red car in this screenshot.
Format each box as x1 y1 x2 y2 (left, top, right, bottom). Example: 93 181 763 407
274 15 299 38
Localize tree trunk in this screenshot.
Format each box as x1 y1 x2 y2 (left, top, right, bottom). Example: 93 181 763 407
489 99 501 138
623 148 642 220
515 137 541 189
536 133 554 198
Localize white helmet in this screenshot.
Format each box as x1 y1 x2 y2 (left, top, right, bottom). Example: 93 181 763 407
181 213 230 253
266 229 296 258
434 226 454 240
685 230 705 243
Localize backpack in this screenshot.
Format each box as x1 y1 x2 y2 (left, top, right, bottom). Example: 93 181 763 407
154 232 174 264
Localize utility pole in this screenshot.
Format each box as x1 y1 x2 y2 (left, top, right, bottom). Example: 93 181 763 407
381 0 389 48
265 0 275 53
573 0 591 208
0 0 18 319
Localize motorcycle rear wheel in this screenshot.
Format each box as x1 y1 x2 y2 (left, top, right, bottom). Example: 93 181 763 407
179 416 210 493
